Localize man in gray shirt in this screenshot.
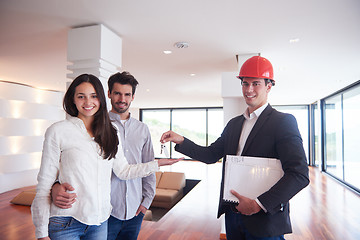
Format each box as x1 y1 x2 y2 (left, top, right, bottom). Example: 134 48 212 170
107 72 156 240
51 72 156 240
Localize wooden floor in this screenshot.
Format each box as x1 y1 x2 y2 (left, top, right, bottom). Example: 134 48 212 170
0 166 359 240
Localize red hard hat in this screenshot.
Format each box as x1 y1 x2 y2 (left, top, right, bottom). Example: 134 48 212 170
237 56 274 82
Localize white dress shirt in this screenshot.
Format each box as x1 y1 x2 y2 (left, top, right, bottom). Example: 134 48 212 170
237 103 269 212
31 116 158 238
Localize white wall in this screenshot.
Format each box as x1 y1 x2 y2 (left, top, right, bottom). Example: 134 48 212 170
0 81 64 193
129 107 139 120
221 72 247 125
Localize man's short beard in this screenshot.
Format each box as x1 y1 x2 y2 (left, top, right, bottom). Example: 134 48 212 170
114 108 127 114
113 102 130 114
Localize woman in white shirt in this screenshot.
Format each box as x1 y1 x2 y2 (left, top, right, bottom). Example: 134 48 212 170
31 74 179 240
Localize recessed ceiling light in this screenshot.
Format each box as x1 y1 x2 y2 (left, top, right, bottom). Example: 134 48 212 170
163 50 172 54
174 42 189 49
190 73 196 77
289 38 300 43
146 89 150 92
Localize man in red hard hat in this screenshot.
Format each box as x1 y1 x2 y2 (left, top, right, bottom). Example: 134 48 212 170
161 56 309 240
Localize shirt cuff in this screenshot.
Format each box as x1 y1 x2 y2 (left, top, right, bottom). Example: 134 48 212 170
35 225 48 239
255 198 267 213
153 160 159 171
141 200 151 210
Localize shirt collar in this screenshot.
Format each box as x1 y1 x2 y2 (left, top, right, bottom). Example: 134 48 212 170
66 114 87 131
109 111 132 124
243 103 268 120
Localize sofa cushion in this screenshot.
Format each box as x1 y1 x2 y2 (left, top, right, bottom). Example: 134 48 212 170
153 188 181 202
155 171 162 187
157 172 185 190
10 188 36 206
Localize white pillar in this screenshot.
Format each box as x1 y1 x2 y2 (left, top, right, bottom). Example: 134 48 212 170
221 72 247 125
66 24 122 110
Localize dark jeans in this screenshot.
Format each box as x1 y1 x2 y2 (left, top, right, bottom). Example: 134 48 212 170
107 212 145 240
225 211 285 240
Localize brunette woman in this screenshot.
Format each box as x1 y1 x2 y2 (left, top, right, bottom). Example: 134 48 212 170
31 74 179 240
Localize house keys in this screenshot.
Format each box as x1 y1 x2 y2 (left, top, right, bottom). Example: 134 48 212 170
160 144 170 158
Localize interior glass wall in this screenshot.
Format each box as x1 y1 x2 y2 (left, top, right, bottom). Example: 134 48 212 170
324 95 343 179
312 103 320 166
323 81 360 192
342 85 360 189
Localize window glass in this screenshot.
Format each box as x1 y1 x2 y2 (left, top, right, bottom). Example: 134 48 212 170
141 107 223 178
141 108 223 160
313 104 320 167
343 85 360 189
171 109 206 158
141 109 170 159
208 109 224 145
324 95 343 179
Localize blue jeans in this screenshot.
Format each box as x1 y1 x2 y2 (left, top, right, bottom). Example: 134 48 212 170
225 211 285 240
107 213 145 240
48 216 108 240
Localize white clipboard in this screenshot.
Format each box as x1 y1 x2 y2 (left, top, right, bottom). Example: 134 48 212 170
223 155 284 203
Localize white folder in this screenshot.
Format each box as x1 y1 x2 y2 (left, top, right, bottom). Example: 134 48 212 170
223 155 284 203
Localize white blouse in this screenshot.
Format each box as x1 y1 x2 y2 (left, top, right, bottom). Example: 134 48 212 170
31 116 158 238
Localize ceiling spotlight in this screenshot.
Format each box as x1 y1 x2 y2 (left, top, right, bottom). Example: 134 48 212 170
163 50 172 54
190 73 196 77
289 38 300 43
174 42 189 49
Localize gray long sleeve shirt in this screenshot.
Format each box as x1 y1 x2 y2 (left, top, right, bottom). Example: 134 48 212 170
109 112 156 220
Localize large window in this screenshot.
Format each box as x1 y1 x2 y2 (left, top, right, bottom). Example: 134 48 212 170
322 81 360 192
171 109 206 158
140 109 170 159
208 109 224 145
324 95 343 179
140 107 223 180
311 103 321 167
342 85 360 188
140 107 223 159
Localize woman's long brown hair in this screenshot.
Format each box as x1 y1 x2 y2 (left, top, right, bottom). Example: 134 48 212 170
63 74 119 160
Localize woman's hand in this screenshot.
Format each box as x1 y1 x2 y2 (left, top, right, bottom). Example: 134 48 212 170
157 157 184 166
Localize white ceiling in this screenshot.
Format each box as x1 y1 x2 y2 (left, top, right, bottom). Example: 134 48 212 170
1 0 360 108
